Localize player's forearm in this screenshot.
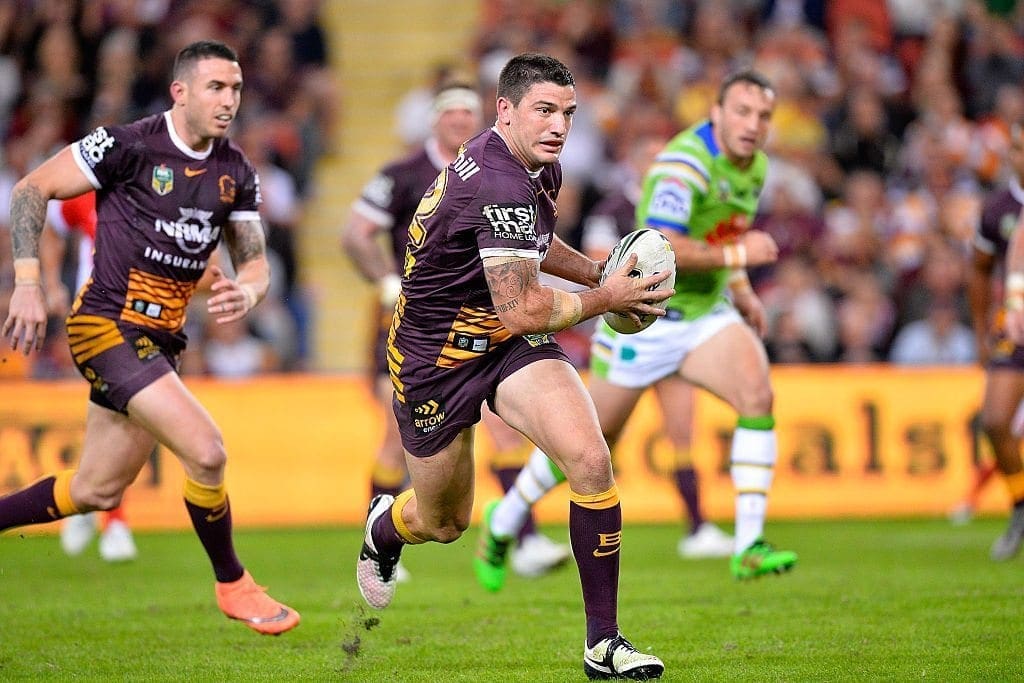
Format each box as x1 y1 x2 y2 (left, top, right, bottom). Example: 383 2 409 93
341 219 396 283
234 257 270 309
10 180 47 261
665 233 735 271
487 256 597 334
540 236 601 287
505 285 610 335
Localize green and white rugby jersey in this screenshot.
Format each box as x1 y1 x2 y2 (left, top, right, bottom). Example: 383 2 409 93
636 119 767 320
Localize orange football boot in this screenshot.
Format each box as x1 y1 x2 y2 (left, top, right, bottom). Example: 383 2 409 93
215 570 300 635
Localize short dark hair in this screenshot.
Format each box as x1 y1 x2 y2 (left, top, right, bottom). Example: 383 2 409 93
173 40 239 81
717 69 774 104
496 53 574 106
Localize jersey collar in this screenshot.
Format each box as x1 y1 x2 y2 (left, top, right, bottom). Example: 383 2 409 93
164 111 213 160
696 120 719 157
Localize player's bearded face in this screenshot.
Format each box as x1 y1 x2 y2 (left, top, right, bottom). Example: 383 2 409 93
712 83 775 165
502 82 576 171
184 58 243 141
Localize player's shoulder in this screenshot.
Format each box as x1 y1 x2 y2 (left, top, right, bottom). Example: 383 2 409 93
213 135 253 165
381 145 433 178
645 122 713 191
82 112 160 148
667 121 713 157
474 129 524 175
122 111 165 134
978 183 1019 231
655 122 713 171
982 183 1017 212
446 129 525 196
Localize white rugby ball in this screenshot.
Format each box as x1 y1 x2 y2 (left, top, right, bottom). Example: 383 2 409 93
599 229 676 334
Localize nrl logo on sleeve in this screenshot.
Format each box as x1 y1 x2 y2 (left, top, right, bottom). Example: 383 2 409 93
482 203 537 241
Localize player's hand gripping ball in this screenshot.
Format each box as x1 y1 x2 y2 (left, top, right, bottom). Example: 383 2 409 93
600 229 676 334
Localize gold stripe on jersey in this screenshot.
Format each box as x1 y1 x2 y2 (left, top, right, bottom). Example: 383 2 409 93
69 276 93 315
119 268 195 332
387 293 407 403
67 314 125 364
436 305 512 368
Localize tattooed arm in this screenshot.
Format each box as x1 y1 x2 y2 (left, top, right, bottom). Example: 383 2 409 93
483 254 672 336
206 218 271 324
2 146 93 353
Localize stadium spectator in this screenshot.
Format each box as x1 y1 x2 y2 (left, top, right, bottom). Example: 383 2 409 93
888 297 976 365
827 86 903 179
200 315 280 378
0 40 299 635
761 256 837 362
834 271 898 362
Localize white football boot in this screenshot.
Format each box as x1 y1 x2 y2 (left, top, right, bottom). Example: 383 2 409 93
99 520 138 562
60 512 98 556
583 633 664 680
677 522 734 559
511 532 571 577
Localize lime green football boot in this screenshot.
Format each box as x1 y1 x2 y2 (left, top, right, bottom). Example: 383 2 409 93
730 538 797 580
473 500 513 592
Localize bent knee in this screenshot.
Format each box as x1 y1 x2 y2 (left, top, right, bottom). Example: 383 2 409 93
431 521 469 544
735 384 773 415
561 445 613 492
186 434 228 473
422 513 471 544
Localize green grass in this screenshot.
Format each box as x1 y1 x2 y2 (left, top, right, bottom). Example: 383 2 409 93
1 518 1022 681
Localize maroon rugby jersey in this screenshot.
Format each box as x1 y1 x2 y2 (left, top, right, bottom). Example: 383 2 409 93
582 187 639 255
388 127 561 398
975 176 1024 265
69 111 261 334
352 138 449 264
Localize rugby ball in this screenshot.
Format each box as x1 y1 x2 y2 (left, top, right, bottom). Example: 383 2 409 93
599 229 676 334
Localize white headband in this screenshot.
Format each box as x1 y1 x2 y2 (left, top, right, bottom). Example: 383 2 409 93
431 88 482 122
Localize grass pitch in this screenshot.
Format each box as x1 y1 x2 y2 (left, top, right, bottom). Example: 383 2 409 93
0 518 1021 681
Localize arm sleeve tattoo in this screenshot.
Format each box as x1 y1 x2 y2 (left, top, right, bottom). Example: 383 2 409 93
10 184 46 258
224 218 267 267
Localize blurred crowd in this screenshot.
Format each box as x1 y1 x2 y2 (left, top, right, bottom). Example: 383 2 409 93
3 0 1024 378
0 0 338 378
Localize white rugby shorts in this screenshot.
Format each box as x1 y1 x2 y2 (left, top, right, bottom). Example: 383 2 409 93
589 302 742 388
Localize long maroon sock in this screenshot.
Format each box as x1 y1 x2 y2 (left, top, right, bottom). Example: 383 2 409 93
673 467 705 534
184 497 244 583
569 496 621 647
0 476 63 530
371 501 407 555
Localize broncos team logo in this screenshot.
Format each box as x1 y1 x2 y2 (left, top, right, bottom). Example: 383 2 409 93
218 175 236 204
